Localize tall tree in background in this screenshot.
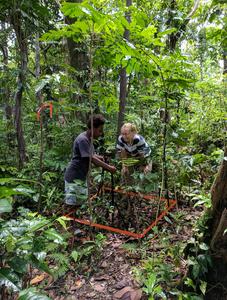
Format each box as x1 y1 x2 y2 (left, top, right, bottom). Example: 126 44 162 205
160 0 201 198
117 0 132 136
0 21 14 152
65 0 89 92
10 4 28 168
0 0 59 168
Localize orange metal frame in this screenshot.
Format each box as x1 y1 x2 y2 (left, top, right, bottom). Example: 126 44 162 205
65 187 176 239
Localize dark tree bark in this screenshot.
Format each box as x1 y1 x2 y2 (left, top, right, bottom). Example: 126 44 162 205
116 0 132 137
11 11 28 169
224 51 227 75
64 0 89 124
0 21 14 151
204 147 227 299
163 0 200 199
65 0 88 91
35 33 42 105
167 0 200 51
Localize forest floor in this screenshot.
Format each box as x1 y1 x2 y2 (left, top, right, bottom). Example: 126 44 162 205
30 200 203 300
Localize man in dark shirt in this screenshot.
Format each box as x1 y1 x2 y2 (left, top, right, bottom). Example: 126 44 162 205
64 114 116 205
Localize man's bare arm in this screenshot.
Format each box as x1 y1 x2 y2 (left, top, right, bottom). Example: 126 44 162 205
92 155 116 173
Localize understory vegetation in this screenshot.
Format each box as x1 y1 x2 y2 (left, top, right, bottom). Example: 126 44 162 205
0 0 226 299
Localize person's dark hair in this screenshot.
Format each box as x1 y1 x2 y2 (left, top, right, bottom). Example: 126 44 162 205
87 114 105 129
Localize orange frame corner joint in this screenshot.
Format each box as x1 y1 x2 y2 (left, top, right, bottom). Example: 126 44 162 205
65 188 177 239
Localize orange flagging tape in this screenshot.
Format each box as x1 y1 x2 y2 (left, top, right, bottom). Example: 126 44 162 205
64 189 177 239
37 102 53 121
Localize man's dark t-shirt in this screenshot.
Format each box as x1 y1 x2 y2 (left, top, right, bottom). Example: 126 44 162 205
64 132 93 182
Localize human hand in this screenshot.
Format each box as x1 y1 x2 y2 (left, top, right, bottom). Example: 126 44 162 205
108 165 117 174
144 162 152 174
122 166 129 176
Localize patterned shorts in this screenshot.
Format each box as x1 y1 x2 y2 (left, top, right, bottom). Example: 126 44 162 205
64 180 88 205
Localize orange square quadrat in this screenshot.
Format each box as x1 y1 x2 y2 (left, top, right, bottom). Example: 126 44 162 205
65 186 177 239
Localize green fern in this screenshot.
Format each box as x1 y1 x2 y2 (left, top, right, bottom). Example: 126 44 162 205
50 253 70 278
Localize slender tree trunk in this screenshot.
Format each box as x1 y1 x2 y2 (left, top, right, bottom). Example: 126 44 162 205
223 51 227 75
65 0 89 123
167 0 200 51
0 22 14 151
34 33 44 212
35 33 42 105
163 0 200 198
65 0 88 90
117 68 127 135
11 12 28 169
116 0 132 136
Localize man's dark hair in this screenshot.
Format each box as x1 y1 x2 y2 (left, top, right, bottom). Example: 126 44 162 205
87 114 105 129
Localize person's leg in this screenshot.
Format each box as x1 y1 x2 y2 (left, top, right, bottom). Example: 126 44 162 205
64 181 77 205
65 180 88 206
74 180 88 204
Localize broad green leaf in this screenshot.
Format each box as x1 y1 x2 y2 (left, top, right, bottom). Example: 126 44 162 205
185 277 196 290
29 219 49 232
0 198 12 213
56 216 70 230
200 280 207 295
5 234 17 252
18 287 51 300
71 250 79 262
35 78 50 93
0 178 40 185
192 263 200 279
9 257 28 274
44 228 64 243
14 187 35 196
140 25 157 38
157 28 177 37
29 255 53 276
0 268 20 291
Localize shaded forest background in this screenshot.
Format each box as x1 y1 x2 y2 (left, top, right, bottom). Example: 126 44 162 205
0 0 226 299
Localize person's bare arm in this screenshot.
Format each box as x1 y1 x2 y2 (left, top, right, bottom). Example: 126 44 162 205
92 155 116 173
94 154 104 161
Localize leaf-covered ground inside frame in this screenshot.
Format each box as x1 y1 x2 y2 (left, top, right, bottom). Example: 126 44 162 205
27 202 203 300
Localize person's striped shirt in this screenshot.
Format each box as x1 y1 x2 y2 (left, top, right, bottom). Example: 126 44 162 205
116 134 151 157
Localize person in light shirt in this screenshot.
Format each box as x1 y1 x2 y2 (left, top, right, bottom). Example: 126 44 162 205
116 123 152 176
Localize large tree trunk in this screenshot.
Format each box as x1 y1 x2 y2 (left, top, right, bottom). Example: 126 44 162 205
205 147 227 299
65 0 88 91
116 0 132 136
65 0 89 124
11 12 28 169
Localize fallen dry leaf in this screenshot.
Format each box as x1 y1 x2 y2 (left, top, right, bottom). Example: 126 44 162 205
113 286 134 299
114 279 129 290
100 261 108 268
70 278 85 290
93 283 105 292
113 286 142 300
131 289 142 300
30 273 46 285
94 274 110 281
